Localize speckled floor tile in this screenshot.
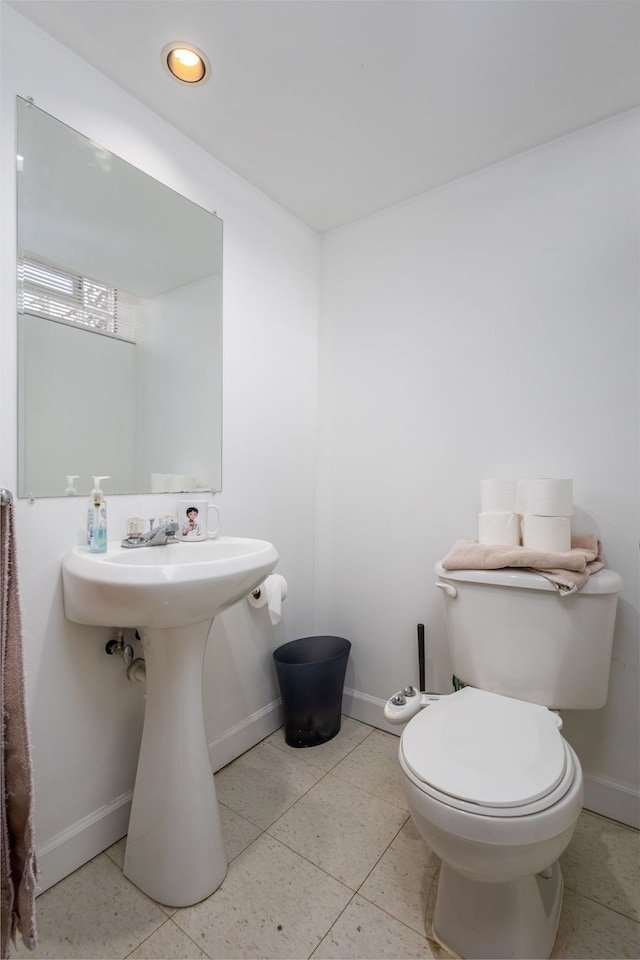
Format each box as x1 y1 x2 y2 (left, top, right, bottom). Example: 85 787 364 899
311 893 436 959
213 740 325 829
551 888 640 959
12 853 165 959
359 817 441 936
104 835 127 870
331 728 407 810
104 836 176 918
268 772 408 889
217 801 262 861
265 716 374 771
20 736 640 960
127 918 208 959
560 810 640 922
172 833 352 959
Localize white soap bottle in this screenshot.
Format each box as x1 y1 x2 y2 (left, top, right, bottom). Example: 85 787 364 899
87 476 110 554
65 475 79 496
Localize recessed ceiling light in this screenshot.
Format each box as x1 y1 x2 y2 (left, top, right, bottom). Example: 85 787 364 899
162 42 210 85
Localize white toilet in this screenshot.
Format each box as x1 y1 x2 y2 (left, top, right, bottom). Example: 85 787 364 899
388 561 623 960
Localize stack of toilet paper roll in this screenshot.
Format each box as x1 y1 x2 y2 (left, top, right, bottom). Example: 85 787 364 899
517 478 573 552
478 478 573 551
478 479 521 545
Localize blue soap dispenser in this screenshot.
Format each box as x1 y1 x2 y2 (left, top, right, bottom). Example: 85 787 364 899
87 476 110 554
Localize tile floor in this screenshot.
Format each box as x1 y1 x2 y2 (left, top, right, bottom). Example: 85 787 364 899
13 717 640 960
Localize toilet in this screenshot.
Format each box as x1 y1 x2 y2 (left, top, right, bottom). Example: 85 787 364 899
388 561 623 960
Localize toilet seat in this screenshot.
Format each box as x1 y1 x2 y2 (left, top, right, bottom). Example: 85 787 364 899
400 687 574 817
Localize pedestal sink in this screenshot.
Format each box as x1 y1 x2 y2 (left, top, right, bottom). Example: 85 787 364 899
62 536 278 906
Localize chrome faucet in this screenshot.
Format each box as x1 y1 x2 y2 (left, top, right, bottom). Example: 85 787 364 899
121 518 179 549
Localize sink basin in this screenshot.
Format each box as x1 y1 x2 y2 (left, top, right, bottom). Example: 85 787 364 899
62 536 279 628
61 534 279 907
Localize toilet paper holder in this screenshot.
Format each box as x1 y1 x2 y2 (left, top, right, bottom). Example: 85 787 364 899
251 573 288 602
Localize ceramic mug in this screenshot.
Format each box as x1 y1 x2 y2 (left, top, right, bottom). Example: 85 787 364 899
177 500 221 541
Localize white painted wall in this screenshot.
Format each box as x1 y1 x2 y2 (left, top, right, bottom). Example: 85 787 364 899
317 110 639 827
1 7 319 892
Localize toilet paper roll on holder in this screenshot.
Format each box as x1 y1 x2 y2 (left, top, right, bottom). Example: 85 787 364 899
250 573 288 603
247 573 288 626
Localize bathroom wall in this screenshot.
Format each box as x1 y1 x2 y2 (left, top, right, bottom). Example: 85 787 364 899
1 6 319 892
317 109 640 827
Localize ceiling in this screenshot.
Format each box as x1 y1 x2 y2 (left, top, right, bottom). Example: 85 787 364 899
8 0 640 234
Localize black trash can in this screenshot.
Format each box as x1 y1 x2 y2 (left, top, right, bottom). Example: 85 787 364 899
273 636 351 747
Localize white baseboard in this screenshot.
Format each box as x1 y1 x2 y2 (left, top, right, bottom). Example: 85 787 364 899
208 699 284 772
342 688 640 829
36 791 132 895
342 686 401 735
583 773 640 829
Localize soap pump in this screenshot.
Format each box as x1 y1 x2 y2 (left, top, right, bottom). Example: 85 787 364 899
87 476 110 554
65 475 79 496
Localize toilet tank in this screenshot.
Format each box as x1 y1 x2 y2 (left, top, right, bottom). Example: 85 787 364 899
434 562 623 709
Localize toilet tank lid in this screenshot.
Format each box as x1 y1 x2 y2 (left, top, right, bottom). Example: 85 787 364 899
434 562 623 595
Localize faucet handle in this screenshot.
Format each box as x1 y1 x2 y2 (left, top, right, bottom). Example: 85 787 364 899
126 517 145 540
162 517 179 542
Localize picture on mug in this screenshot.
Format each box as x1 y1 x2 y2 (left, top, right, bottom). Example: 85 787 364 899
181 505 202 539
176 499 221 540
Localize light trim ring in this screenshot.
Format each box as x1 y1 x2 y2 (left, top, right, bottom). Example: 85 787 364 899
162 42 210 85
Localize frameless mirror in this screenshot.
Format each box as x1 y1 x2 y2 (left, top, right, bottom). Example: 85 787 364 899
16 97 223 499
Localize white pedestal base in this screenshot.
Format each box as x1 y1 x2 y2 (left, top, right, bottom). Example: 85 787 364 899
123 620 227 907
432 861 563 960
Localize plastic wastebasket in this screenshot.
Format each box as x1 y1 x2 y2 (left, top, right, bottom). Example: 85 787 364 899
273 635 351 747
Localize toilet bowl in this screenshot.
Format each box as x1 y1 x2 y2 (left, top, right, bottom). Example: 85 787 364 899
398 686 583 959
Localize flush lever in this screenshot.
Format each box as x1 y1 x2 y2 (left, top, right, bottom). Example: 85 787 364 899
435 581 457 598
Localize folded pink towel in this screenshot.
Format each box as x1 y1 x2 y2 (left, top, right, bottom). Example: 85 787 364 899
533 561 603 593
442 534 603 594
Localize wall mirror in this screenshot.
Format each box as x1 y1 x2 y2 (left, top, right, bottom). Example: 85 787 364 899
16 97 223 499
